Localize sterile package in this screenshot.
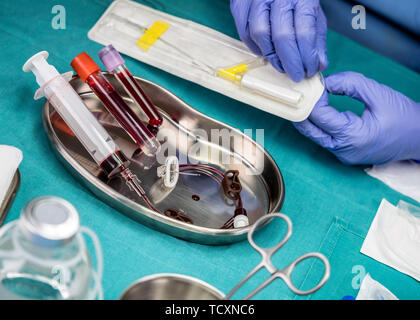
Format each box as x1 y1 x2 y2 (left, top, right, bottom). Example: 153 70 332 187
356 273 398 300
0 145 22 205
88 0 324 121
365 161 420 203
361 199 420 281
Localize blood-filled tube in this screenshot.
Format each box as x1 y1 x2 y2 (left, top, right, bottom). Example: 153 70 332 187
98 45 163 129
71 52 160 157
23 51 129 177
23 51 155 209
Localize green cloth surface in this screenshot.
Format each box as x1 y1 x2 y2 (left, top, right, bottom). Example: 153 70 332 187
0 0 419 299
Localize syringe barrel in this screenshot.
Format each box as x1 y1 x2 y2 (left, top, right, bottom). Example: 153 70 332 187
43 76 119 165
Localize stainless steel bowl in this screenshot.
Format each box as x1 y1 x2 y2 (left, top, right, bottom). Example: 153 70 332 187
119 273 224 300
42 73 285 244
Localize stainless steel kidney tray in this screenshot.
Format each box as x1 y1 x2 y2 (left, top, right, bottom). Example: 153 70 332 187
42 73 285 245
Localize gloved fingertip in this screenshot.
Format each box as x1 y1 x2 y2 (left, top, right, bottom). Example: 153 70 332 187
292 119 317 137
304 58 320 79
306 68 318 79
316 89 329 103
244 39 262 56
318 51 329 72
323 73 340 91
323 72 354 94
292 120 303 127
290 72 304 83
292 120 309 135
268 57 285 73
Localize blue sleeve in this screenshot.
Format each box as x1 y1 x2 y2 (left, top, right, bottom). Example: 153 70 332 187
320 0 420 73
357 0 420 35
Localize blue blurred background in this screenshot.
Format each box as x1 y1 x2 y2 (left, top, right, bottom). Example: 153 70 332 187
320 0 420 72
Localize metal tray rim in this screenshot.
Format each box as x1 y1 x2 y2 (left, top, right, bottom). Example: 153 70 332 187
119 273 225 300
42 75 285 244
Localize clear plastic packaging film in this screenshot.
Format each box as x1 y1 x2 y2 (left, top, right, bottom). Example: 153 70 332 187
88 0 325 121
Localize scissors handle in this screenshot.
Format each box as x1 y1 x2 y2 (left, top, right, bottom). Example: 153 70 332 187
247 213 292 267
224 263 263 300
226 214 330 300
281 252 331 295
244 252 330 299
248 214 330 295
225 214 292 300
225 214 290 299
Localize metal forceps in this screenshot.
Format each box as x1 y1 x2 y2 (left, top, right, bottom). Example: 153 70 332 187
225 214 330 299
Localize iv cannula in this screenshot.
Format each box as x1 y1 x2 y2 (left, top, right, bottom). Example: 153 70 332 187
23 51 150 203
110 14 303 106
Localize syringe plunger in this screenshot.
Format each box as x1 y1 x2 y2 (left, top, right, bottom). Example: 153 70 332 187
23 51 59 88
23 51 127 176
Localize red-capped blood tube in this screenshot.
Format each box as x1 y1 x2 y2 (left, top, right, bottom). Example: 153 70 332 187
71 52 160 157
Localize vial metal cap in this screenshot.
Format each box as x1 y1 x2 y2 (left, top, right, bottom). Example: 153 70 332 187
18 196 80 248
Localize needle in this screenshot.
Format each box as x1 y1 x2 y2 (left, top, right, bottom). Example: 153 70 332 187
109 14 215 74
120 166 160 212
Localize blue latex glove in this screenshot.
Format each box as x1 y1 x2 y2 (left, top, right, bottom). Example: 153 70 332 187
230 0 328 82
293 72 420 165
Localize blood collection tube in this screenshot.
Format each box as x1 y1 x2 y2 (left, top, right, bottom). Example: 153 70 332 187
24 51 152 205
98 45 163 129
71 53 160 157
23 51 129 177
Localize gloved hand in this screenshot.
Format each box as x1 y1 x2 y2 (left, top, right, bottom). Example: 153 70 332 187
293 72 420 165
230 0 328 82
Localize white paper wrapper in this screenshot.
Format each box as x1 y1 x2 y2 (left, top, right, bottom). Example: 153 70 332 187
88 0 324 121
365 161 420 204
0 145 22 206
361 199 420 281
356 274 398 300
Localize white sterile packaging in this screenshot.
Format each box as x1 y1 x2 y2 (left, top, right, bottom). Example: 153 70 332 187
361 199 420 281
356 274 398 300
0 145 22 206
365 160 420 203
88 0 324 121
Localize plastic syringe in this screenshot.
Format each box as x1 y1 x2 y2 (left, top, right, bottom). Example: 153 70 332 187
22 51 149 202
98 45 163 129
